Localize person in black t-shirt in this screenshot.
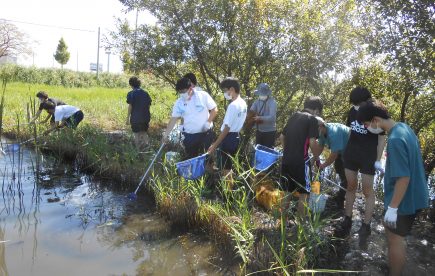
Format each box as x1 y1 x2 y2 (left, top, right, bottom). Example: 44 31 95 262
29 91 66 126
126 76 152 151
280 96 323 216
337 87 386 247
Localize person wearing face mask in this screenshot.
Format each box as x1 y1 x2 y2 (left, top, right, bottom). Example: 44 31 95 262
249 83 277 148
162 77 218 160
207 77 247 188
337 87 386 247
357 100 428 276
317 119 350 209
29 91 66 126
279 96 324 217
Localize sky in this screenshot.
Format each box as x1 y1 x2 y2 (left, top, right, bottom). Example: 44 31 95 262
0 0 155 73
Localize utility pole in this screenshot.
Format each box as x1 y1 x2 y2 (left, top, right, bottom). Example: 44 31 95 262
133 7 139 74
96 27 100 79
105 47 111 73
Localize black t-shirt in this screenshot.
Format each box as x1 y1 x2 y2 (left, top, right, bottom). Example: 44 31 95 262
126 88 152 124
39 98 66 111
344 107 384 157
282 110 318 166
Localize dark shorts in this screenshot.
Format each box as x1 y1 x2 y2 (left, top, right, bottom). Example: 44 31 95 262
218 132 240 170
255 130 276 148
65 111 84 129
280 159 311 194
131 122 149 133
384 211 419 237
343 147 376 175
183 130 215 160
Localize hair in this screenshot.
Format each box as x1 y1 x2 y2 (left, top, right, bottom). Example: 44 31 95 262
349 87 372 105
175 77 192 92
220 77 240 93
40 101 56 111
303 96 323 114
36 91 48 99
129 76 141 88
357 100 390 122
183 73 197 86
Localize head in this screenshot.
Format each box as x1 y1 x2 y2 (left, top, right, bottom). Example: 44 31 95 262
175 77 193 101
220 77 240 100
183 73 197 86
40 101 56 114
357 100 390 134
254 83 272 100
129 76 141 89
36 91 48 103
349 87 371 109
303 96 323 116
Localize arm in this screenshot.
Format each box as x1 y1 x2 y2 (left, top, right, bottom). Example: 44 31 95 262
377 135 386 160
255 101 276 122
29 110 42 123
309 138 323 160
389 177 410 208
43 121 61 135
208 125 230 154
279 133 285 147
40 113 52 124
126 104 132 125
162 117 180 143
208 107 217 123
320 151 338 169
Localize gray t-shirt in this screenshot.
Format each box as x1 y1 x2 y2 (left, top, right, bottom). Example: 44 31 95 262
250 97 277 132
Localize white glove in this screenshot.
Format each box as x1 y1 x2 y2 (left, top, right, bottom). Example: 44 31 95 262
203 121 211 131
384 206 398 229
374 161 384 173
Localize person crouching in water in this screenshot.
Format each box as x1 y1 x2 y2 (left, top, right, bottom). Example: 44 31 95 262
43 103 84 135
357 100 429 276
208 77 247 189
126 76 152 151
162 77 218 161
249 83 277 148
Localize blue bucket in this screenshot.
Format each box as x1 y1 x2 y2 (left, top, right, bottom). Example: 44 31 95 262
253 145 282 171
176 154 207 180
5 144 20 153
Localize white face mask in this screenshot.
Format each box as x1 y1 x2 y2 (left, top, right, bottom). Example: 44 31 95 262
259 95 268 101
180 92 189 101
224 92 232 100
367 121 383 134
353 105 360 111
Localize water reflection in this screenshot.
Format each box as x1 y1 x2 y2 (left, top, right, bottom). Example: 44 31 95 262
0 140 229 275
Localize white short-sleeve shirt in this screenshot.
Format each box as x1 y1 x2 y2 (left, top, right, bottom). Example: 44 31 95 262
171 90 217 134
221 96 247 132
54 105 80 122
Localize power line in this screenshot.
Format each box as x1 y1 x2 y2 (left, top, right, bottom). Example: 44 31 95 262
0 18 95 33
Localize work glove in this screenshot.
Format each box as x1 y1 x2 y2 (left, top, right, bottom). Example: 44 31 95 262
203 121 211 131
384 206 398 229
374 160 384 173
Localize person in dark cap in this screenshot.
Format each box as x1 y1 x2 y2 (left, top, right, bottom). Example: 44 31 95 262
29 91 66 126
249 83 277 148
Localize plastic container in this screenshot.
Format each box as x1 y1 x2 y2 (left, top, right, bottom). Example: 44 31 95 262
253 144 282 171
309 193 328 213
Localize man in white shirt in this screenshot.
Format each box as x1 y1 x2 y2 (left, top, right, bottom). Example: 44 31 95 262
43 103 84 135
208 77 247 188
162 77 218 159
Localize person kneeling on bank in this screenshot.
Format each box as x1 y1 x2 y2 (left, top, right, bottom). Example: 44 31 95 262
43 103 84 135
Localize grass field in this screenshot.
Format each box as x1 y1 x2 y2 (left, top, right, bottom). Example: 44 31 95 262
1 82 176 131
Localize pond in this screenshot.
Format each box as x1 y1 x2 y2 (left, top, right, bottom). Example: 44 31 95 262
0 140 231 275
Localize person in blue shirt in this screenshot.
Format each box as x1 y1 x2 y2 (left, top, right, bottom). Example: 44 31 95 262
357 100 429 276
317 120 350 209
126 76 152 151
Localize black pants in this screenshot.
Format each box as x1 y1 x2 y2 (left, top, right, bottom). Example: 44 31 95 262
255 130 276 148
334 154 348 204
65 111 84 129
183 130 215 160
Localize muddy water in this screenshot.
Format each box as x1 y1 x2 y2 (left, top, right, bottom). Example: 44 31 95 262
0 142 228 276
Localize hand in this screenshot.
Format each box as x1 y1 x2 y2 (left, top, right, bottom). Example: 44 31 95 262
253 116 263 124
207 144 217 154
374 160 384 173
203 121 211 131
384 206 398 229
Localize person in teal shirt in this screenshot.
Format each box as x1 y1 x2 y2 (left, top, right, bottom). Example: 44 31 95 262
317 121 350 209
357 100 429 276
